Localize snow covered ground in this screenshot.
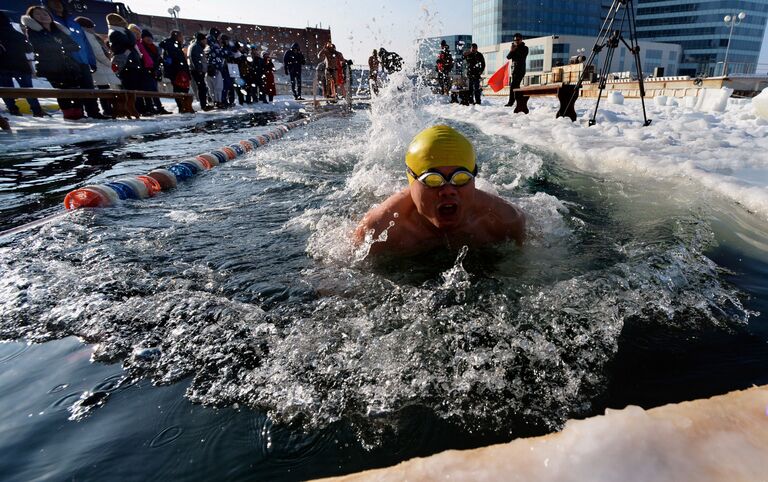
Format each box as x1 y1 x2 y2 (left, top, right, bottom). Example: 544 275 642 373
0 95 307 153
431 89 768 222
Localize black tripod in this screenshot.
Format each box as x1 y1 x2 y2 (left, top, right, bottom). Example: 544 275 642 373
573 0 651 126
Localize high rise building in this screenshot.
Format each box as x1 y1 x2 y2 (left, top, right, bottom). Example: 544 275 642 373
635 0 768 76
472 0 613 48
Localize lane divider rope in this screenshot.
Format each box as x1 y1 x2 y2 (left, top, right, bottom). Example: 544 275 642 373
62 112 333 210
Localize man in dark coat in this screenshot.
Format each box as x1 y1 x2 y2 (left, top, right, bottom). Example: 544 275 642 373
0 10 45 116
436 39 454 95
160 30 192 111
283 42 305 100
43 0 104 118
188 33 209 110
505 33 528 107
463 43 485 105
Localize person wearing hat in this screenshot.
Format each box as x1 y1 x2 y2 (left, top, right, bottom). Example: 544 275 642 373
354 125 526 256
22 6 91 120
505 33 528 108
75 16 119 117
283 42 305 100
0 10 46 117
136 28 170 115
187 32 210 110
42 0 105 119
107 13 144 115
205 27 226 108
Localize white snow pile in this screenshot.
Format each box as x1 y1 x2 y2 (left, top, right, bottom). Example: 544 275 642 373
432 89 768 221
0 95 306 153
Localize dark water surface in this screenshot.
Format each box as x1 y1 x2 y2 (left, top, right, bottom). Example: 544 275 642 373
0 105 767 481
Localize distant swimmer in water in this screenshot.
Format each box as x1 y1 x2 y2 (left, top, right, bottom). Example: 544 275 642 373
354 125 525 256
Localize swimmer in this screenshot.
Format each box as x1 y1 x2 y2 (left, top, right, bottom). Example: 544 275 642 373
354 125 525 256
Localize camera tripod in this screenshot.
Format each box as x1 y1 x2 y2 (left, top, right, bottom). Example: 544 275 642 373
573 0 651 126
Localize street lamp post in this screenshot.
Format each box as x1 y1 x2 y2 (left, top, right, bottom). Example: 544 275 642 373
723 11 746 77
167 5 181 31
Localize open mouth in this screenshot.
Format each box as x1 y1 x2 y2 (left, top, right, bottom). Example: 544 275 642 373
437 203 459 220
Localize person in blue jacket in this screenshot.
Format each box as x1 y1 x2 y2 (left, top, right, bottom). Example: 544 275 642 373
42 0 105 118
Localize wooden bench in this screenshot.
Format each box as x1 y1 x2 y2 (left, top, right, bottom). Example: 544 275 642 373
512 83 579 121
0 87 194 121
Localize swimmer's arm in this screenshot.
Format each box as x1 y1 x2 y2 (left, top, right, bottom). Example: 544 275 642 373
353 190 410 252
492 201 526 246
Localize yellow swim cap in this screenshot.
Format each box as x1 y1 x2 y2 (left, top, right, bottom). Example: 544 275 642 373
405 125 476 184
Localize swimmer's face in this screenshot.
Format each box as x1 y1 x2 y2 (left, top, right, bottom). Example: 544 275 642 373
410 166 476 230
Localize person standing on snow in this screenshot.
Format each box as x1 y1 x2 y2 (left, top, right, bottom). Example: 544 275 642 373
463 43 485 105
0 10 46 117
160 30 192 113
283 42 305 100
187 32 209 110
505 33 528 108
436 39 454 95
368 49 379 95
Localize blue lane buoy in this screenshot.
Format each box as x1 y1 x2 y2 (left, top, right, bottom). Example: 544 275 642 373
167 163 195 181
248 137 260 147
230 144 245 156
211 150 228 163
179 161 201 174
105 181 137 200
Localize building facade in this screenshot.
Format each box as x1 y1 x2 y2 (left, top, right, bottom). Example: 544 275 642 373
635 0 768 76
472 0 614 48
480 34 682 79
417 35 473 75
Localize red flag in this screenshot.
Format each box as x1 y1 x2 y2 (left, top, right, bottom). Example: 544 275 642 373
487 61 510 93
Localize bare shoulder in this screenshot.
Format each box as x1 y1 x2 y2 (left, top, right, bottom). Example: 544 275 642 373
353 189 413 244
477 190 527 245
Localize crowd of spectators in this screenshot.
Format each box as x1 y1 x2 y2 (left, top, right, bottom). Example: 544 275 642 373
0 2 318 123
0 1 414 125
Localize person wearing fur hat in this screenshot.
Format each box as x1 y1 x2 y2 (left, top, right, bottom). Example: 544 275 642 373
107 14 145 115
22 6 101 120
42 0 105 119
75 16 119 117
0 10 45 117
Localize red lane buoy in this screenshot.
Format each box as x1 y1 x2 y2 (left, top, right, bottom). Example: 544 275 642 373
221 146 237 160
136 175 162 196
196 153 219 167
63 186 114 209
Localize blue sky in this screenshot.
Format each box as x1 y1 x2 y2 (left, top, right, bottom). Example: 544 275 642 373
128 0 767 72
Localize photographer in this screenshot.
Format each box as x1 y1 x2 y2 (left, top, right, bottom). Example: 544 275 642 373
505 33 528 108
435 40 454 95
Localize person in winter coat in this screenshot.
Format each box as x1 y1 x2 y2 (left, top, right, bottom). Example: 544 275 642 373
107 13 144 117
136 28 170 114
368 49 379 95
160 30 192 112
334 46 348 99
436 39 454 95
187 32 209 110
0 10 45 117
205 27 225 108
43 0 104 118
463 43 485 105
74 16 119 117
262 51 276 103
22 7 92 120
283 42 305 100
247 46 265 104
505 33 528 108
317 42 339 99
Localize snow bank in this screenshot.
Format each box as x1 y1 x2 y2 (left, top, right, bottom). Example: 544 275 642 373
753 87 768 120
329 385 768 482
0 96 306 153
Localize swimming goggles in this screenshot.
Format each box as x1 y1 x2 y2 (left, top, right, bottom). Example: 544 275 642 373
407 166 477 188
